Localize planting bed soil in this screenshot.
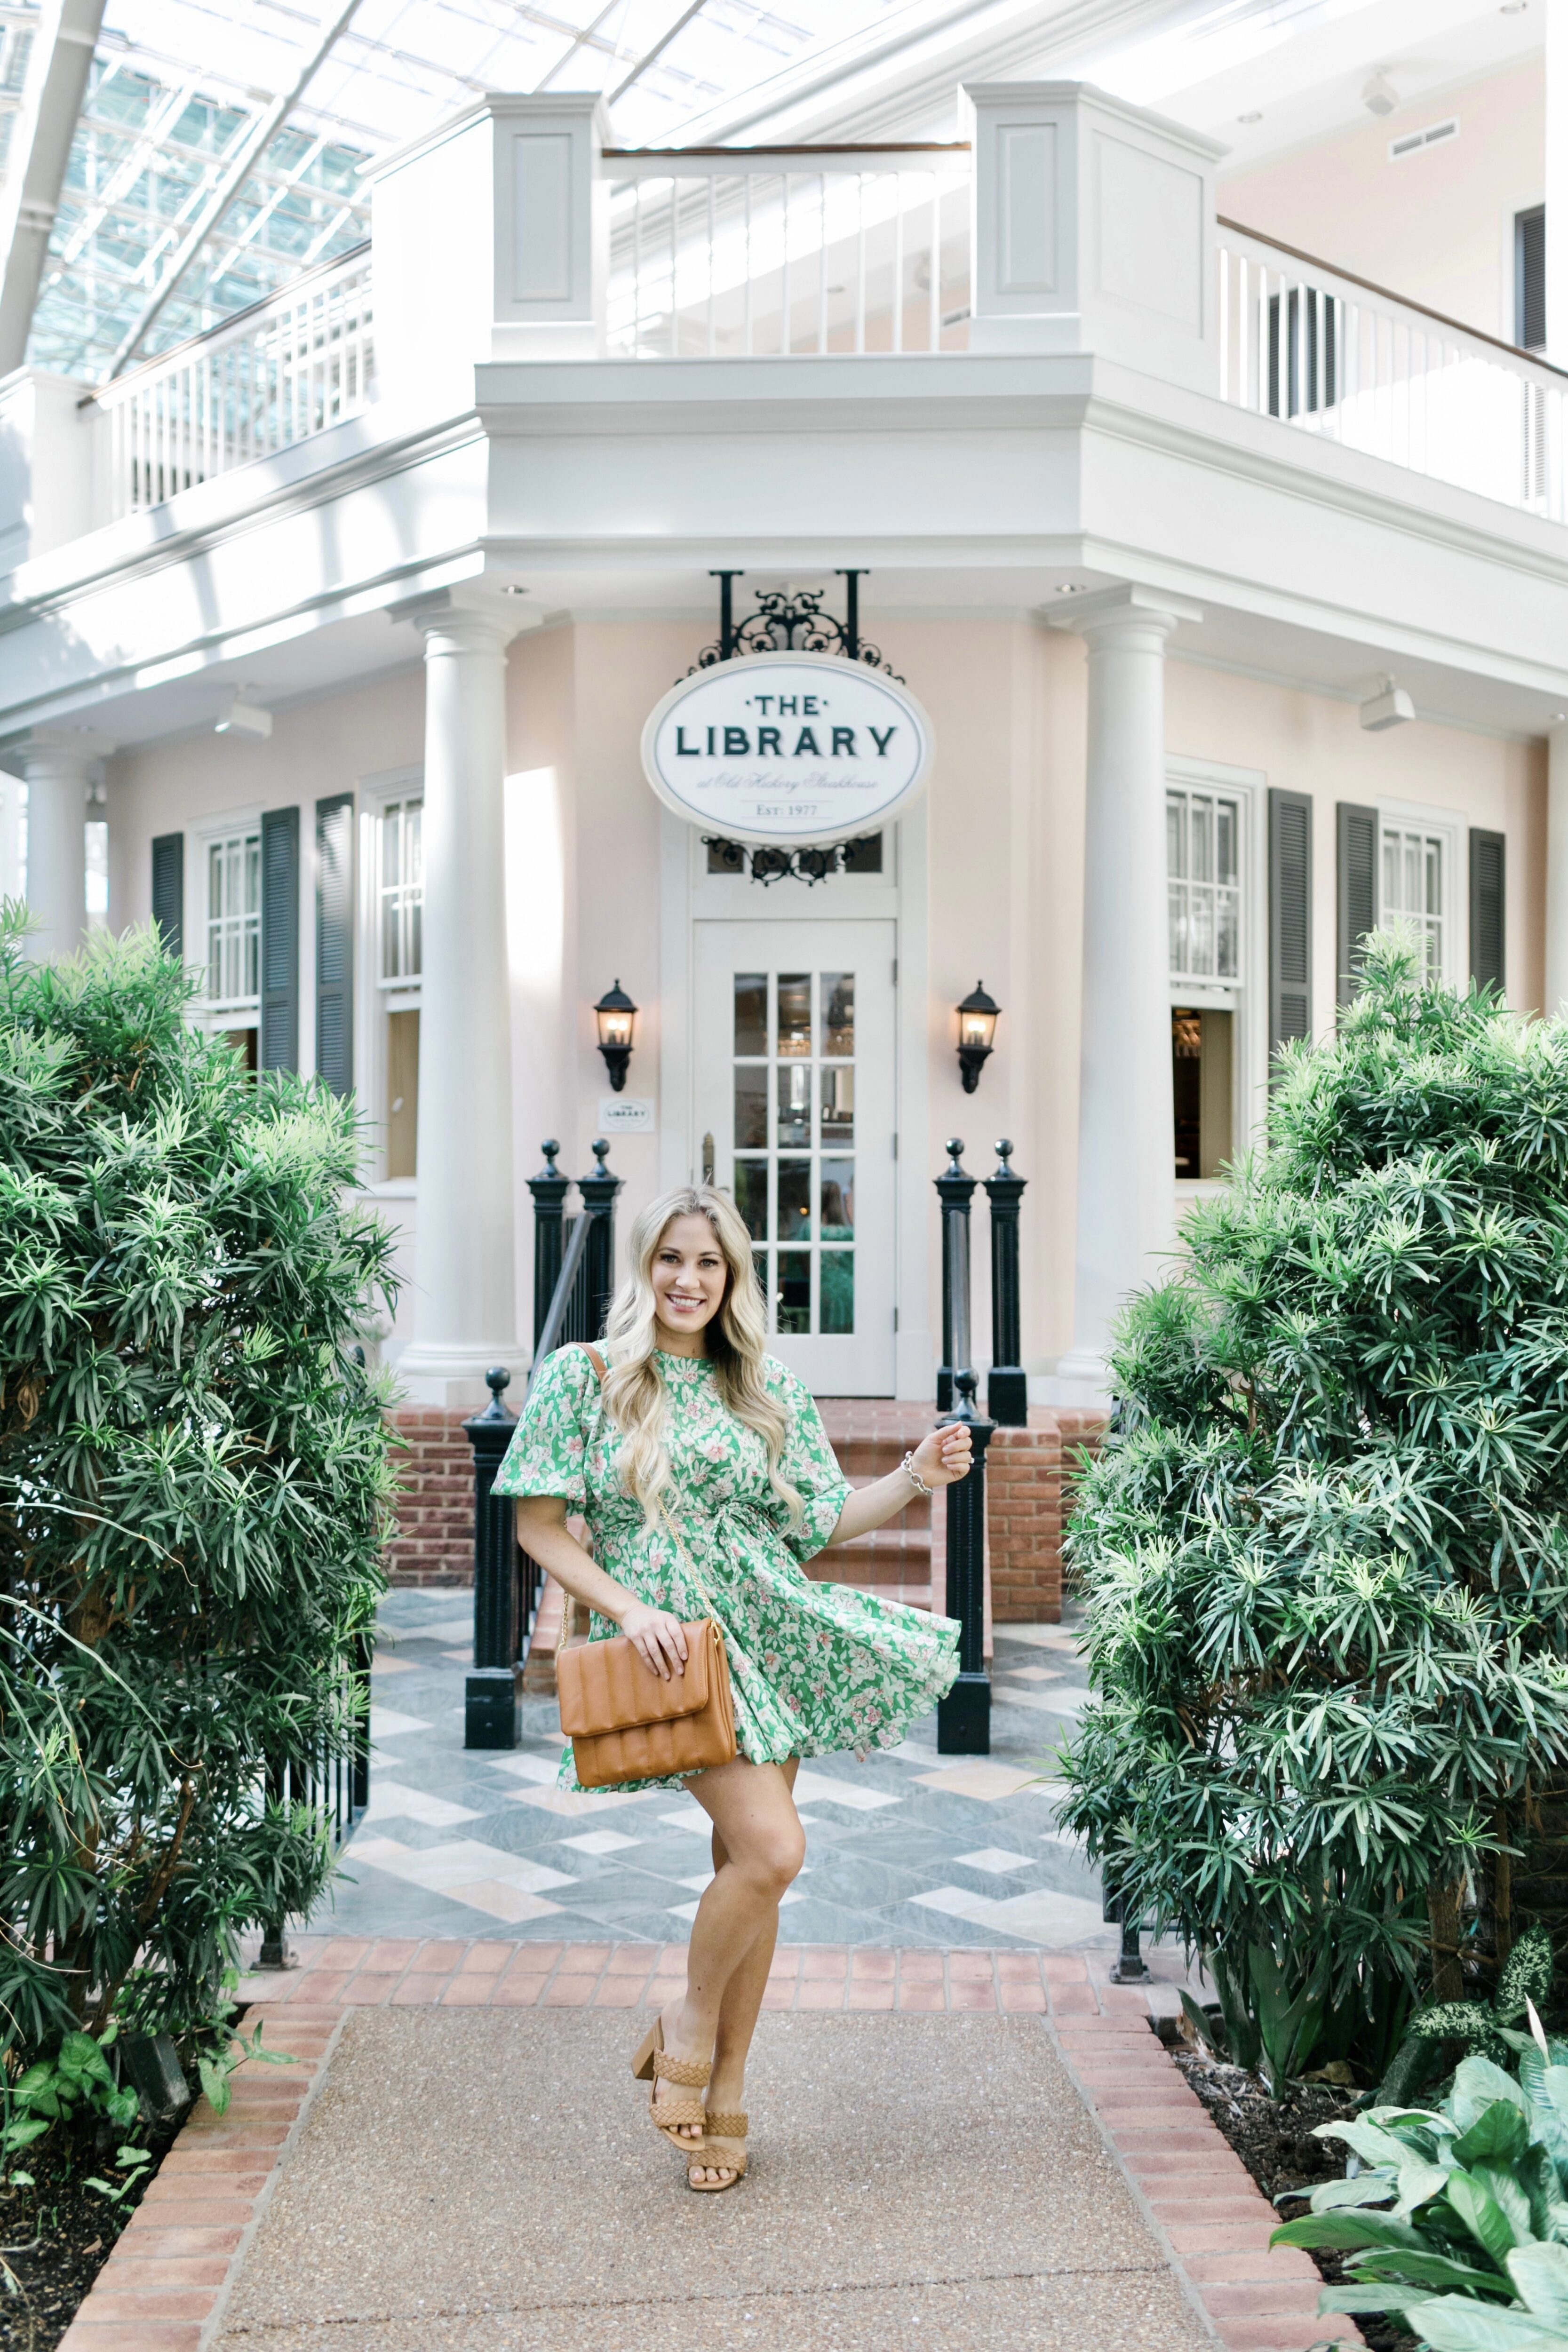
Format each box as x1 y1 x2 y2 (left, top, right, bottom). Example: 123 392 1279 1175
0 2112 181 2352
1170 2043 1419 2352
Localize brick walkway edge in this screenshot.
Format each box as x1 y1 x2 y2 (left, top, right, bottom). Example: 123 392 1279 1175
59 1943 1361 2352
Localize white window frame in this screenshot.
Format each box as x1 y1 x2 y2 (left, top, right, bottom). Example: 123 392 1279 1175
1375 796 1464 988
1166 757 1267 1197
195 803 263 1032
354 766 423 1194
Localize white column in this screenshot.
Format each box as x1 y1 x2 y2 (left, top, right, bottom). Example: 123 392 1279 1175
19 732 97 960
1547 1 1568 366
396 595 525 1406
1547 719 1568 1012
1055 588 1197 1391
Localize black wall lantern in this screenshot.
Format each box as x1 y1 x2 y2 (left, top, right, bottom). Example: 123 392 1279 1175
594 980 637 1092
956 982 1000 1093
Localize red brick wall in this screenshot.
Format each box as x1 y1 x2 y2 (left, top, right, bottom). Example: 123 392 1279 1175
988 1408 1108 1623
384 1408 473 1587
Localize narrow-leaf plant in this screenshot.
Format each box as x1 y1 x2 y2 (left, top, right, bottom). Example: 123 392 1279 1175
1061 932 1568 2079
0 913 398 2082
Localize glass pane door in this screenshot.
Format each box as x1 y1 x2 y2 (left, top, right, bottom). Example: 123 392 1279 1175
695 917 895 1395
732 967 857 1335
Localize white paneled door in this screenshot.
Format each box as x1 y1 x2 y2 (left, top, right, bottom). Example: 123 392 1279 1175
694 920 896 1395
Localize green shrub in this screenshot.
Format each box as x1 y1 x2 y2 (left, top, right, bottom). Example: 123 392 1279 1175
1060 933 1568 2080
0 914 398 2075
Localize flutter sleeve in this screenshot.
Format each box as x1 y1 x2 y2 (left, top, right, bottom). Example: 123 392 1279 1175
491 1344 596 1502
770 1364 852 1563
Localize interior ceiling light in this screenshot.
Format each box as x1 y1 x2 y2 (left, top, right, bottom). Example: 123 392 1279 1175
1363 71 1399 117
1360 675 1415 732
1238 111 1262 124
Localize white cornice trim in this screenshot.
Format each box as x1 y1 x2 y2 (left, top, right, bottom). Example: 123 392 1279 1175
0 406 487 626
1166 648 1543 748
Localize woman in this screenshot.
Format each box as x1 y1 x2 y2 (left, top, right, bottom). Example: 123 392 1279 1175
495 1183 970 2193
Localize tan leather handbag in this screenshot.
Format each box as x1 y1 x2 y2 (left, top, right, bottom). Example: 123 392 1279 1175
558 1615 737 1788
553 1345 739 1790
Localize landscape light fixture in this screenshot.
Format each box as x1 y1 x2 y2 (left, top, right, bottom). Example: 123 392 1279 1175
594 980 637 1092
215 694 272 739
956 982 1000 1093
1360 675 1415 732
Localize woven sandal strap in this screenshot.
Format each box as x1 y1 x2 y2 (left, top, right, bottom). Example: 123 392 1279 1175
651 2098 707 2128
704 2111 748 2137
653 2050 710 2087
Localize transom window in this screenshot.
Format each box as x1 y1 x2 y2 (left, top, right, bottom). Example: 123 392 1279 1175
1380 824 1444 976
732 969 855 1336
1168 787 1241 984
379 797 423 982
206 829 260 1011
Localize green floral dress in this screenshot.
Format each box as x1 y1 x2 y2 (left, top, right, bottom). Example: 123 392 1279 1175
493 1345 961 1791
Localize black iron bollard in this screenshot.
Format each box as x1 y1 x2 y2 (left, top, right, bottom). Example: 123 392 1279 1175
935 1138 976 1413
937 1367 994 1754
528 1142 572 1351
984 1139 1028 1427
464 1366 522 1750
1105 1886 1153 1984
578 1138 623 1341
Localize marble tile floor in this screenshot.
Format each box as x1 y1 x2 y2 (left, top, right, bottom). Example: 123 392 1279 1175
297 1589 1118 1952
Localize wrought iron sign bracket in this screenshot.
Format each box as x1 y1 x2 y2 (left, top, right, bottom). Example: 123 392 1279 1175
690 570 902 680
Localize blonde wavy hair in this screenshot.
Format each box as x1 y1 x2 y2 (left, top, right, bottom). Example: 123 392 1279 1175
599 1185 800 1524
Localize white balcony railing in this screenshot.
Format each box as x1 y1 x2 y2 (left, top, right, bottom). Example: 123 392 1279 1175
602 146 972 359
1217 219 1568 524
90 245 374 520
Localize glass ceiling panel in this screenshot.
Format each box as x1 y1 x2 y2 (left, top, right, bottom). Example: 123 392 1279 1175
16 0 929 383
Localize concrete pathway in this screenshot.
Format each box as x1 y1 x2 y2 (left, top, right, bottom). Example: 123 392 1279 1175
210 2009 1216 2352
323 1597 1109 1951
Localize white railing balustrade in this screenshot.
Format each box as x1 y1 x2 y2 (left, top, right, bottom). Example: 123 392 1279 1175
603 147 972 359
1217 220 1568 524
92 245 374 519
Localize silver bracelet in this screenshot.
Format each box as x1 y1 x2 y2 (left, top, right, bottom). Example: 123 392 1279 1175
900 1448 933 1497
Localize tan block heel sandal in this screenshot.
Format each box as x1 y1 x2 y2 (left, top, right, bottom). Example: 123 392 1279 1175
631 2016 710 2151
690 2110 748 2192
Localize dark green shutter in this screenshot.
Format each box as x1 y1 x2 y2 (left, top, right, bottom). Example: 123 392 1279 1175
1470 827 1506 998
150 833 183 958
1518 205 1546 350
260 806 299 1073
1268 788 1312 1060
315 793 354 1095
1336 801 1378 1009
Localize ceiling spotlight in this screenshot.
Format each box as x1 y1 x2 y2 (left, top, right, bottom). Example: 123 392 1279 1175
1360 675 1415 732
1054 581 1084 594
1238 110 1262 124
215 693 272 739
1502 3 1528 14
1362 71 1399 117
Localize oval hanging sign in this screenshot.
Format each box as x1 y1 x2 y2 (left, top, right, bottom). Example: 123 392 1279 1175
640 652 933 846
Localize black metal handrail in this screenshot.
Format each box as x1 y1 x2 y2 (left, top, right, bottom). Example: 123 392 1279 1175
530 1211 593 1384
258 1629 371 1966
463 1141 623 1750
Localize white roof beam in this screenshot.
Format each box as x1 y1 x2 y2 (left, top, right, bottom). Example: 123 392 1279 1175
0 0 107 374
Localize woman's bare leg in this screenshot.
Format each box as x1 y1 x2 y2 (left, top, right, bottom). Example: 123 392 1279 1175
652 1755 804 2185
692 1757 798 2180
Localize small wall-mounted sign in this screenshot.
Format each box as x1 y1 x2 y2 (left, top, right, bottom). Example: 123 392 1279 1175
599 1097 655 1132
641 652 933 846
